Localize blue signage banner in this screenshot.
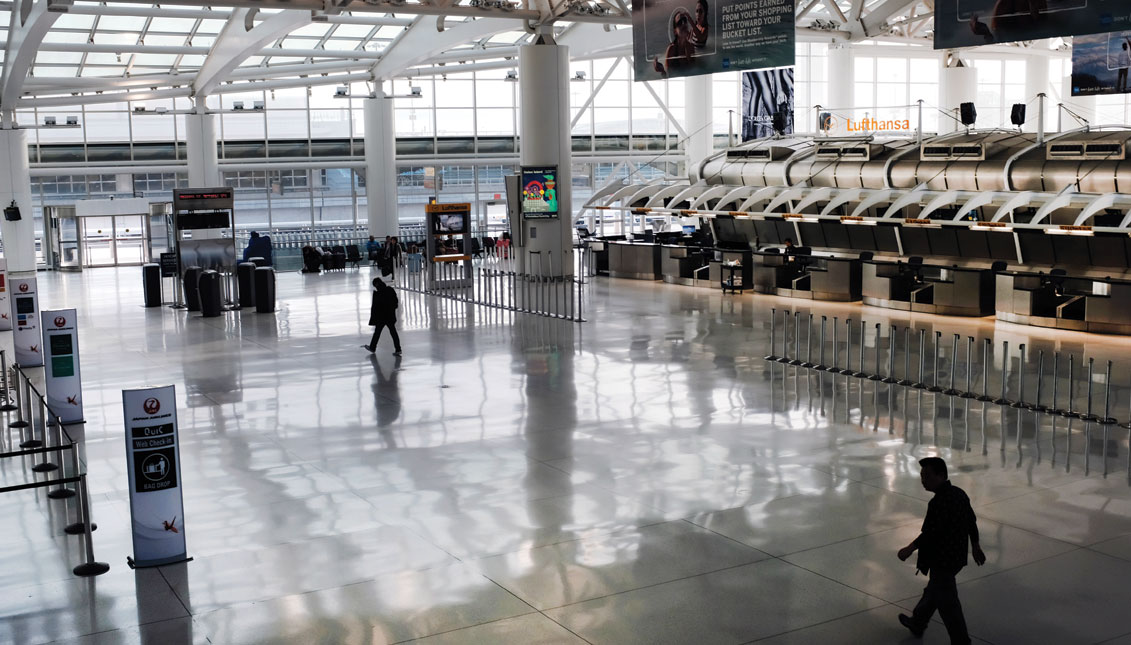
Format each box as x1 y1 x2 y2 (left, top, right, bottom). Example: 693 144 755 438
632 0 794 81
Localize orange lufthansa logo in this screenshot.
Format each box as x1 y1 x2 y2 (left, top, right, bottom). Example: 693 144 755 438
821 114 837 131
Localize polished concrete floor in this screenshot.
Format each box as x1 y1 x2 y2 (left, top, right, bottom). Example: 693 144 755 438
2 266 1131 644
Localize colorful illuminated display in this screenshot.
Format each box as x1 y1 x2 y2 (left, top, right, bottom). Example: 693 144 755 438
522 167 559 218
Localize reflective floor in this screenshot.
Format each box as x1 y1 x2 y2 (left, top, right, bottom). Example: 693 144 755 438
3 267 1131 644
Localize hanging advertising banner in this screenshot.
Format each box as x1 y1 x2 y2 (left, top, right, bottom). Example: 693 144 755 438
123 385 189 568
1072 31 1131 95
10 277 43 367
0 259 10 331
41 309 83 424
935 1 1131 49
632 0 794 81
741 67 794 141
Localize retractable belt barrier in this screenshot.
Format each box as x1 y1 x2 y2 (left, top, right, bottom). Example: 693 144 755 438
0 353 109 577
765 308 1130 478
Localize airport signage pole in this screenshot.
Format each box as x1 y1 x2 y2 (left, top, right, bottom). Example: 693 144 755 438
10 276 43 366
41 308 84 424
0 258 11 331
123 385 190 568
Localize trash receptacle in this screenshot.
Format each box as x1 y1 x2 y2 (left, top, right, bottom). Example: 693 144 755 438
142 263 162 307
182 266 203 311
237 262 256 308
198 270 223 317
254 266 275 313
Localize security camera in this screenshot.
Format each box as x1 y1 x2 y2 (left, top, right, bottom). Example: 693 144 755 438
44 116 57 126
233 101 244 110
410 86 422 97
335 86 349 97
66 116 78 125
155 106 168 114
253 100 265 110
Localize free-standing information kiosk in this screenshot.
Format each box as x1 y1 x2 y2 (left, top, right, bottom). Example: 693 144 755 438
10 277 43 366
124 385 189 568
425 203 472 290
42 309 84 424
0 258 10 331
172 189 236 307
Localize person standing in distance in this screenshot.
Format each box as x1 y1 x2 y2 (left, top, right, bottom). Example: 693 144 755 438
363 278 402 355
897 457 985 644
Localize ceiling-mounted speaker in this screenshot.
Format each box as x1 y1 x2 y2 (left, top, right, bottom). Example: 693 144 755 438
1010 103 1026 127
959 102 977 126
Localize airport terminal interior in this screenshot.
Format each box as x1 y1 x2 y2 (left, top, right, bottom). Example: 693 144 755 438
5 0 1131 644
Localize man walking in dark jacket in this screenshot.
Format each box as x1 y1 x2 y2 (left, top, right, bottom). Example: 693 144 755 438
897 457 986 644
363 278 401 355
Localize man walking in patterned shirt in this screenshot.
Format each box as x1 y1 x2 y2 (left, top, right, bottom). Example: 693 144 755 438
897 457 986 644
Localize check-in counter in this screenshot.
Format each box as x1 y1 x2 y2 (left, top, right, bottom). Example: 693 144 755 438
661 245 712 287
608 241 661 280
996 271 1131 334
754 252 861 301
708 249 752 290
864 261 995 316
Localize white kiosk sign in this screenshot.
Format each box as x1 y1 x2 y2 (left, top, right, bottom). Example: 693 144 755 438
123 386 189 568
42 309 84 424
10 277 43 367
0 259 11 331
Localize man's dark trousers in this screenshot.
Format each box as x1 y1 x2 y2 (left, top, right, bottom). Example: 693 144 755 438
911 566 971 644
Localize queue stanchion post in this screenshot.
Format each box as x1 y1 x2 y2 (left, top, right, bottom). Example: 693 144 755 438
17 372 39 448
1101 360 1113 477
853 319 867 378
48 417 75 500
800 314 815 369
960 336 975 398
842 320 853 376
814 316 828 371
828 316 841 374
912 328 927 389
897 326 913 386
927 331 943 393
1080 357 1099 422
765 308 779 361
64 443 88 534
10 367 28 431
31 395 58 473
943 334 961 396
1032 350 1047 412
788 313 803 366
1061 354 1076 418
1052 353 1061 416
1012 344 1028 409
72 474 110 577
867 323 884 381
881 325 897 384
0 350 15 412
993 341 1011 405
977 339 994 402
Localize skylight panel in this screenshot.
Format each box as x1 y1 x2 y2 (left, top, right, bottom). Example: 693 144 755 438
325 38 363 51
54 14 96 29
331 24 376 38
80 66 127 77
33 66 79 78
147 18 199 33
97 16 148 31
35 52 84 65
92 33 143 46
195 19 226 34
43 33 91 44
291 23 333 37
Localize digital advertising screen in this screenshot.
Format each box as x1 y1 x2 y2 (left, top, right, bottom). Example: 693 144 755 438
632 0 794 81
522 167 559 219
433 212 467 234
1072 31 1131 96
936 0 1131 49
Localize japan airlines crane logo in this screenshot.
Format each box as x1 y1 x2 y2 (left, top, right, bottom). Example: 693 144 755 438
54 317 66 328
17 283 28 293
66 394 79 406
143 398 160 414
29 344 38 354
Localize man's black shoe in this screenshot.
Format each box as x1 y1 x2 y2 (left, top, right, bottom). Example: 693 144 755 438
899 614 924 637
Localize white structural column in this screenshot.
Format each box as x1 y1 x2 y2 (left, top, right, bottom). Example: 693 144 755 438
518 41 573 277
1025 53 1050 134
684 75 714 173
0 129 37 273
363 90 399 238
185 112 220 187
827 44 855 125
940 57 977 133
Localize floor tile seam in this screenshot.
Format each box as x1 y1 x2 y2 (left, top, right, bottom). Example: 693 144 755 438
525 558 771 613
387 609 546 645
767 552 906 606
672 517 776 557
456 515 677 563
738 604 902 644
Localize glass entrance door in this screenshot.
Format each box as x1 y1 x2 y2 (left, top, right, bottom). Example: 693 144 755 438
80 215 150 267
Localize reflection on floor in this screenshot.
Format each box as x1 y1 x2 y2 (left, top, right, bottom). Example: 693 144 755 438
2 267 1131 644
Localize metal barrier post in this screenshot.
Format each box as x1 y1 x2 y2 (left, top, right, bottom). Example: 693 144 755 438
17 371 38 448
0 350 15 412
800 314 815 368
843 319 853 375
868 323 883 381
1052 353 1060 414
1083 357 1097 422
1102 360 1113 476
1033 350 1047 411
815 316 828 371
1062 354 1075 419
977 339 993 402
789 313 803 366
994 341 1010 405
72 474 110 577
31 395 58 473
927 331 943 392
855 319 866 377
765 308 778 361
913 328 927 389
960 336 974 398
1012 344 1028 409
943 333 961 395
829 316 841 374
10 367 28 432
48 418 75 500
882 325 897 384
897 327 912 386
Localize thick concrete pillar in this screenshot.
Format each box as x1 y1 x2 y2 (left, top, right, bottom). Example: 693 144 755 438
185 112 219 187
685 75 714 171
518 41 572 278
1024 53 1050 134
363 90 399 239
0 129 37 274
940 58 977 133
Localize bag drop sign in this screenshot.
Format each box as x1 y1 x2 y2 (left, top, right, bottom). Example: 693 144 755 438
123 386 189 568
42 308 84 424
10 277 43 367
